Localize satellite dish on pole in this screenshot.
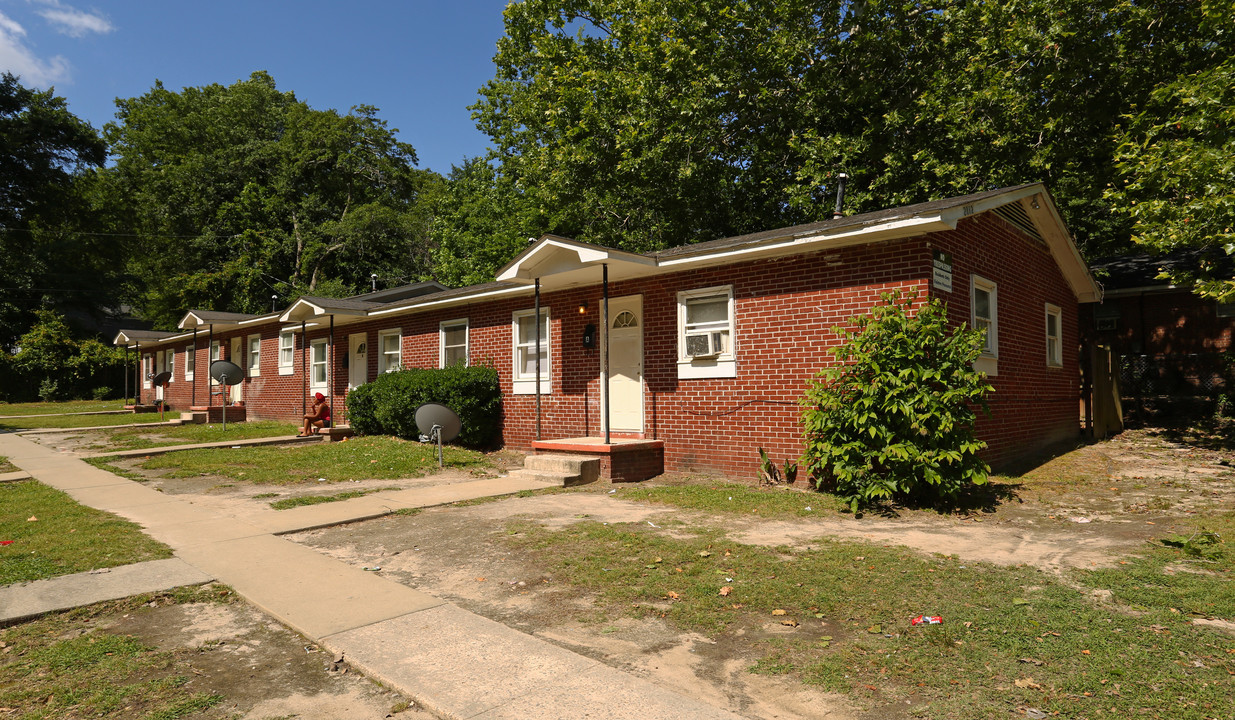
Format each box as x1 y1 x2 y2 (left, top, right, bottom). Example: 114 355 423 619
209 360 245 431
415 403 462 467
152 371 172 386
209 360 244 386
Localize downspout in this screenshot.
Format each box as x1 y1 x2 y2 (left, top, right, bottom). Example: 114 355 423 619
301 320 307 417
603 263 610 445
534 278 541 441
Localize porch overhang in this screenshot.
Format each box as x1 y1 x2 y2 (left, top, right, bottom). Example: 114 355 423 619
496 235 656 289
279 298 368 323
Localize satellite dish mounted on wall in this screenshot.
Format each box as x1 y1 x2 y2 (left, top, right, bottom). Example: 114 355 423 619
415 403 462 468
208 360 245 431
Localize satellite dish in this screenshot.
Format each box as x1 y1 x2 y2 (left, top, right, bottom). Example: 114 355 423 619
210 360 244 386
415 403 461 443
151 371 172 386
415 403 463 468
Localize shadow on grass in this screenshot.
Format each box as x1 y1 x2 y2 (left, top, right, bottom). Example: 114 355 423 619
1146 418 1235 454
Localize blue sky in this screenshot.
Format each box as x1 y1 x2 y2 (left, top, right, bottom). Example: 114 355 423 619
0 0 512 174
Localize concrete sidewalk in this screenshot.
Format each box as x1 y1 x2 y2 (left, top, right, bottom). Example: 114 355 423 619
0 433 745 719
81 433 323 459
0 558 212 624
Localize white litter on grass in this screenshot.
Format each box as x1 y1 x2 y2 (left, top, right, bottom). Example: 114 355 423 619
317 478 327 482
805 506 812 511
648 521 659 528
607 489 617 494
1069 516 1092 523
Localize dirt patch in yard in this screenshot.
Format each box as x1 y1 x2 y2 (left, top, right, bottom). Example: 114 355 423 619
1 585 428 719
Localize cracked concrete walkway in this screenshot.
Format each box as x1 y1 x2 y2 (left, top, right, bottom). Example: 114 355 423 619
0 432 745 719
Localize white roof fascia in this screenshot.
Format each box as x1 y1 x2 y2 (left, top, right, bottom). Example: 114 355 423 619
368 285 534 319
654 215 954 270
497 237 655 282
238 313 280 326
1019 190 1103 304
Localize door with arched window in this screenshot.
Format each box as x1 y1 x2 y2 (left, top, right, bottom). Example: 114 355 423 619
605 295 643 432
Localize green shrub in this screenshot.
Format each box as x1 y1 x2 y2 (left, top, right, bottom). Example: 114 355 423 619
346 364 502 448
800 291 993 512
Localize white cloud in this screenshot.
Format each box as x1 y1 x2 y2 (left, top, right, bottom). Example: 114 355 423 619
0 10 70 86
36 5 113 38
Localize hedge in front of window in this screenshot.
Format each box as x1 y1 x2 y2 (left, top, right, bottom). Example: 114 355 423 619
801 291 993 512
346 364 501 448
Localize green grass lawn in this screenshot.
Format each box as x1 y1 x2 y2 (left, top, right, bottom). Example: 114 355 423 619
0 413 172 431
87 421 300 452
0 480 173 585
0 586 230 719
0 455 17 473
0 399 128 416
123 436 491 485
509 513 1235 719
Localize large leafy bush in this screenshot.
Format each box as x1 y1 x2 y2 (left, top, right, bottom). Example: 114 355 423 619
346 364 502 448
801 292 993 511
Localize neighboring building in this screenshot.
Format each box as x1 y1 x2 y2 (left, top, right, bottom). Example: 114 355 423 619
116 183 1099 478
1082 249 1234 418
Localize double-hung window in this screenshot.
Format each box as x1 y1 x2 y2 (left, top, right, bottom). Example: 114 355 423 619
440 319 468 368
184 345 195 380
143 354 153 388
165 348 174 375
512 309 550 393
310 338 328 390
278 331 294 374
209 341 221 385
247 334 261 376
971 275 998 375
1045 304 1062 367
378 330 401 373
676 285 736 379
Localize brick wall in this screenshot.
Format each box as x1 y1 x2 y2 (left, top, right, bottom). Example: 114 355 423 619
141 211 1083 478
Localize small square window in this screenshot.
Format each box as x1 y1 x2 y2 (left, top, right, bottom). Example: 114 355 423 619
378 330 401 373
278 331 295 374
1045 304 1062 367
512 309 550 393
247 335 261 376
440 319 468 368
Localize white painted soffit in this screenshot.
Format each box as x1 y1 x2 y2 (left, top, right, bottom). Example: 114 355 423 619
496 236 656 283
177 311 241 331
112 330 190 348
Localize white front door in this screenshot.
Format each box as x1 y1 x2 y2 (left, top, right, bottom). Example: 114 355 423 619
604 295 644 432
229 337 243 403
349 333 368 390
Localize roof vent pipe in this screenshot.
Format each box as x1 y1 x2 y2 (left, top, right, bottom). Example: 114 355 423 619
832 173 849 220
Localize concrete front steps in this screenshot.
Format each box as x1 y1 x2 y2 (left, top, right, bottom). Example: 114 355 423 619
507 453 600 487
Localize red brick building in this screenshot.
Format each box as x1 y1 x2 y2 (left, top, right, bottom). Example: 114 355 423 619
116 183 1099 478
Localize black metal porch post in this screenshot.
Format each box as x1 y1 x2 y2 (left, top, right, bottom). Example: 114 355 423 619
329 315 335 427
123 345 129 405
191 328 198 407
135 342 142 405
301 320 307 416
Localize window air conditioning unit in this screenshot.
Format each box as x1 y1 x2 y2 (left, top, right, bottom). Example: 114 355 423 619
685 331 724 358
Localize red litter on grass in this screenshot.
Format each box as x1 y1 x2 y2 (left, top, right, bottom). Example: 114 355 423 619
0 541 13 546
911 614 943 626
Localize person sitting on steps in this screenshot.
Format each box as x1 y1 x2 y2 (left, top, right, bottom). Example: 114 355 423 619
299 392 331 436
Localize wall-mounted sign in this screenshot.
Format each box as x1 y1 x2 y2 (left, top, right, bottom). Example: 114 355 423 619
932 250 953 293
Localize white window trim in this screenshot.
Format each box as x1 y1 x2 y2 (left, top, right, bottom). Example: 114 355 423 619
310 338 328 392
209 341 221 385
142 354 152 389
1045 303 1063 368
378 329 402 374
278 331 295 375
676 285 736 379
247 334 262 377
184 344 194 381
512 308 551 394
165 348 174 375
440 318 469 368
971 275 998 376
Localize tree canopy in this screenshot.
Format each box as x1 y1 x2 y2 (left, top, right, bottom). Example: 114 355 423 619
0 73 114 349
469 0 1216 262
101 72 443 329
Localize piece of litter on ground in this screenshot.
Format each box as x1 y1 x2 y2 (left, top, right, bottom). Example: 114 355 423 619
0 540 13 545
231 446 241 449
1069 516 1091 523
1025 709 1047 719
317 478 327 482
607 489 617 494
805 506 812 511
362 566 381 572
26 516 37 522
648 521 659 528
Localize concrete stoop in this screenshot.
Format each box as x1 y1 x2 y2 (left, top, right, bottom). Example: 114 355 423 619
509 453 600 487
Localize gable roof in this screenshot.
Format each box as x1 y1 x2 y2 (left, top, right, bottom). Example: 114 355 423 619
113 329 180 347
1090 248 1234 296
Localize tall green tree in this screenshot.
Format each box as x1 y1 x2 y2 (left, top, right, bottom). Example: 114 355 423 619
1108 0 1235 300
0 73 114 348
469 0 1215 258
431 157 539 287
102 72 443 328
